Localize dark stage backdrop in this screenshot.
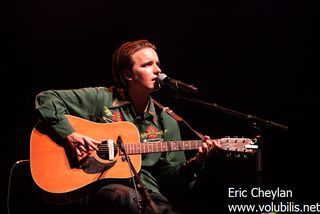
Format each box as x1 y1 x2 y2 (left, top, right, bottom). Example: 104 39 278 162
3 0 318 213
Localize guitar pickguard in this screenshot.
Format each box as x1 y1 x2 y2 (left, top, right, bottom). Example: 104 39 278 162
79 155 116 174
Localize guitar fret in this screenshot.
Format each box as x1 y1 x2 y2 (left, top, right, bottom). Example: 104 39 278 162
173 142 177 151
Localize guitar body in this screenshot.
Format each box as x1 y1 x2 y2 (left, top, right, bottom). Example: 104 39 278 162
30 115 141 195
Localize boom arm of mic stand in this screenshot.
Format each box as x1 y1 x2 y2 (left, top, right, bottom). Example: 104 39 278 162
175 96 288 131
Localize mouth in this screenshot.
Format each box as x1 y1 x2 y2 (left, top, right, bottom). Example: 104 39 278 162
152 77 160 83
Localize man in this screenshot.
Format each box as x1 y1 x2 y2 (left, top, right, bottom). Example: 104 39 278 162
35 39 219 213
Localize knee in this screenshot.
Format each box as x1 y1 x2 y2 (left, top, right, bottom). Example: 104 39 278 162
91 184 140 214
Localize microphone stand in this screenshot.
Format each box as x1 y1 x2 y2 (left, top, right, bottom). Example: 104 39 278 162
174 95 288 186
116 136 159 214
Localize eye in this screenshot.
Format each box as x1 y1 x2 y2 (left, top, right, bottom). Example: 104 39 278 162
142 62 153 67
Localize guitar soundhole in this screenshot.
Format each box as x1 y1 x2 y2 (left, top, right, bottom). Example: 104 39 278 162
97 141 119 160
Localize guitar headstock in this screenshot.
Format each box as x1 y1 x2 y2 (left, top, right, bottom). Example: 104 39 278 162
218 137 258 155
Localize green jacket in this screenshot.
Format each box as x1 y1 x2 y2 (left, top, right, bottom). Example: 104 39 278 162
35 86 197 196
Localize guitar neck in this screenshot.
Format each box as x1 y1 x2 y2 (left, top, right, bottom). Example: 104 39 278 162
121 140 202 155
105 137 255 156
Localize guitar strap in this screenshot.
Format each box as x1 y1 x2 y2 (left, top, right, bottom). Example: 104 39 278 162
152 99 204 140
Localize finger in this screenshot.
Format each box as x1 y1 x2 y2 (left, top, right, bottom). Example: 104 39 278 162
213 139 220 148
76 148 82 156
83 137 100 150
89 140 100 150
203 135 211 142
206 140 213 149
79 145 87 152
202 142 210 155
204 135 213 148
198 146 203 154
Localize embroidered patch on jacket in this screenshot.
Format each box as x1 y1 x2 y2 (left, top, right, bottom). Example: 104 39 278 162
112 111 124 122
103 106 124 122
140 125 166 141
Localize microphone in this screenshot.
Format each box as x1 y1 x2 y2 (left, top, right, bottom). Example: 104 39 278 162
158 73 198 94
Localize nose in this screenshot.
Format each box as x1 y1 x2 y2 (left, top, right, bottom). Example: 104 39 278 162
154 64 161 75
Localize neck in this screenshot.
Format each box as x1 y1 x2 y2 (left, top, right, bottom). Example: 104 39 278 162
128 89 150 115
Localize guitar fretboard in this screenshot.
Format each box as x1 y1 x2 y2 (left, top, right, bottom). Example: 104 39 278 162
121 140 203 155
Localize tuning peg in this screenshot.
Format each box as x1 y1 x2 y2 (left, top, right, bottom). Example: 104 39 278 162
252 138 258 143
245 144 258 150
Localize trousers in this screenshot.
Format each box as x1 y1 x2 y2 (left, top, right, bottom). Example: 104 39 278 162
90 183 179 214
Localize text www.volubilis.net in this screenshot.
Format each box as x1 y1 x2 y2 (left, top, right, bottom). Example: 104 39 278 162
228 201 320 213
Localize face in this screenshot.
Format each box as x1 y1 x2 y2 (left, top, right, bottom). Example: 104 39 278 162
129 47 161 92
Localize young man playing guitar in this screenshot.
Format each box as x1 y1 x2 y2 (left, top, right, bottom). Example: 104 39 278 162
33 39 222 213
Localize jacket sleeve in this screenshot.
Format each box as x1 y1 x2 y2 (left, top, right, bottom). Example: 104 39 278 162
35 87 109 139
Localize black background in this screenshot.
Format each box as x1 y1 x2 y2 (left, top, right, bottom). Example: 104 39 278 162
3 0 319 213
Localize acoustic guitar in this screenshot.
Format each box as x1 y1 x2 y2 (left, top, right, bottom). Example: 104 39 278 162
30 115 257 202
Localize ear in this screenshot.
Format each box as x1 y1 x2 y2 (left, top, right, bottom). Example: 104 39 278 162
122 69 135 81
